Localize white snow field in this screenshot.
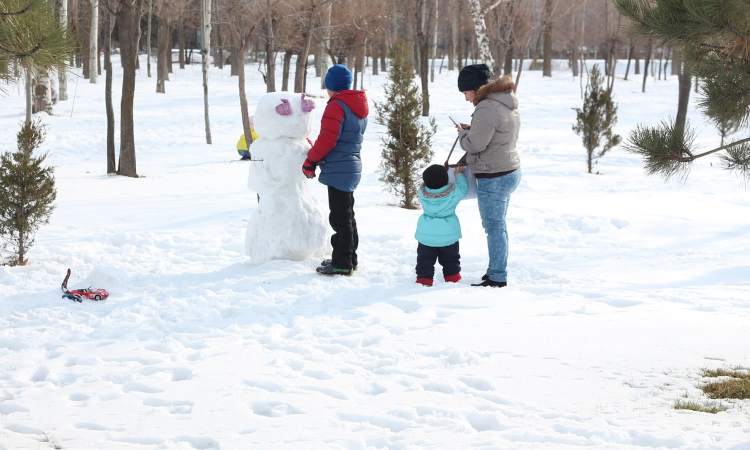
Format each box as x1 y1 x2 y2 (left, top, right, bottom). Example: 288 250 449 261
1 56 749 450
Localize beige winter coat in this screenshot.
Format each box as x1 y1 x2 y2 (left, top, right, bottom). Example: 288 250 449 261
459 77 521 174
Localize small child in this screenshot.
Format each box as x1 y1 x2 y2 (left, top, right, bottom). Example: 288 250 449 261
236 116 260 160
415 164 469 286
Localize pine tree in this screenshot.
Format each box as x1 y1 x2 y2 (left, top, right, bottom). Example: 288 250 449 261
573 65 621 174
616 0 750 179
0 120 56 266
376 42 436 210
0 0 71 89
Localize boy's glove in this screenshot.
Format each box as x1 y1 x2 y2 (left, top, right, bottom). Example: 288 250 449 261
302 158 317 179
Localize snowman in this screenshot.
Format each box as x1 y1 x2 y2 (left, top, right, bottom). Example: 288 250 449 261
245 92 328 262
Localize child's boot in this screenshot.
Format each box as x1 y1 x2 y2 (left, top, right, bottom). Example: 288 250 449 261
444 273 461 283
416 277 433 287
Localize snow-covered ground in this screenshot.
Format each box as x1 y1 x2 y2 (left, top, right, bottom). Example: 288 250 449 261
1 57 749 450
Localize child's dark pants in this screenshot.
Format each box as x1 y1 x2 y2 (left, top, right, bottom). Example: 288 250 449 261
328 186 358 270
416 242 460 279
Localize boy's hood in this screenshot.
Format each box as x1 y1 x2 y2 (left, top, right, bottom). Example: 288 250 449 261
419 184 457 217
331 90 369 118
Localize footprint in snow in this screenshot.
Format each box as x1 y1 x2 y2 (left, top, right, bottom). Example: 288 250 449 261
174 435 221 450
122 382 164 394
251 401 302 417
171 367 193 381
460 376 495 392
75 422 108 431
69 392 90 402
143 398 193 415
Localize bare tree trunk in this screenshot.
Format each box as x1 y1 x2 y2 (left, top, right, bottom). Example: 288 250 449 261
415 0 432 116
514 54 524 91
320 2 332 88
238 39 253 152
282 49 292 91
430 0 438 82
542 0 552 77
178 22 185 69
449 0 459 71
264 5 276 92
624 40 633 80
32 71 53 114
359 37 366 89
89 0 98 83
675 64 691 140
81 2 90 78
117 0 143 177
294 3 316 93
58 0 68 100
642 40 652 93
657 47 663 80
146 0 152 77
230 47 239 76
201 0 213 145
352 51 359 88
466 0 494 68
671 47 681 76
105 12 116 174
214 0 223 69
635 48 640 74
156 17 168 93
25 68 32 125
167 27 173 74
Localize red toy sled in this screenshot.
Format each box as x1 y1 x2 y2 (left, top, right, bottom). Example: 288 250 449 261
61 268 109 302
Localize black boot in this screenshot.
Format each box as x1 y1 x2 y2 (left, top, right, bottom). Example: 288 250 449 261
320 259 357 271
471 279 507 288
316 262 353 276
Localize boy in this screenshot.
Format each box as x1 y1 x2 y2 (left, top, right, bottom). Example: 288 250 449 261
415 164 469 286
302 64 369 276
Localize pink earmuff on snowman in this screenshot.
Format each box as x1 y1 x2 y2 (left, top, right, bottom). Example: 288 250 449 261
275 94 316 116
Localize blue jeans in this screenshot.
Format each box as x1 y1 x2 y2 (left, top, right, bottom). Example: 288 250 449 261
477 170 521 283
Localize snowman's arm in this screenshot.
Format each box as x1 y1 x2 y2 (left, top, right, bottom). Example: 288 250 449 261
308 101 344 162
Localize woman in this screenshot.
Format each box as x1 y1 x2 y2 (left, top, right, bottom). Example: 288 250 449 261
456 64 521 288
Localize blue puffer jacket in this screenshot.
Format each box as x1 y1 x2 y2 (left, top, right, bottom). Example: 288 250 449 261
308 90 369 193
415 173 469 247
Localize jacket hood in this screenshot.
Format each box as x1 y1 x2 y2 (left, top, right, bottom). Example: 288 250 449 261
474 76 516 109
419 184 457 218
331 90 369 118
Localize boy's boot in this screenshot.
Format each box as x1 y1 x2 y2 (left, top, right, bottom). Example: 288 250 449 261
444 273 461 283
316 263 352 276
416 277 433 287
320 259 357 271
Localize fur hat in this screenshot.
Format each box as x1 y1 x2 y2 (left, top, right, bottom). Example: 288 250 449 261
423 164 449 190
458 64 491 92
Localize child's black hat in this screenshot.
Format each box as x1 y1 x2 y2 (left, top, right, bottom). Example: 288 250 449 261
423 164 449 190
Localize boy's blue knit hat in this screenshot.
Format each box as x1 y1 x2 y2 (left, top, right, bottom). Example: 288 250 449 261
325 64 353 91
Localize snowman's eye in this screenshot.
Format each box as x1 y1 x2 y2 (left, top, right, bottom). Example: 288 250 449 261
301 94 315 112
275 99 292 116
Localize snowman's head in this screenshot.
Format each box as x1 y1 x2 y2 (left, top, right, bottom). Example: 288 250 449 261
253 92 316 140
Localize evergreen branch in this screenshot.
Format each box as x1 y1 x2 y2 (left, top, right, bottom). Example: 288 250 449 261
0 42 42 59
681 137 750 162
0 1 33 16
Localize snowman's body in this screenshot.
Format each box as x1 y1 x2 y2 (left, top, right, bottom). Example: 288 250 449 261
246 92 327 262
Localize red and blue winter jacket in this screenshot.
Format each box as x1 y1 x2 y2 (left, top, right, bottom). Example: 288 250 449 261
307 90 369 192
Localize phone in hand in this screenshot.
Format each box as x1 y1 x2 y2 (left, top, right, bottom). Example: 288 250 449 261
449 116 460 128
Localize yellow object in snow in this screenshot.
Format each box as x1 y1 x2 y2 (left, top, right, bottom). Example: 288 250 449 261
236 129 260 151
